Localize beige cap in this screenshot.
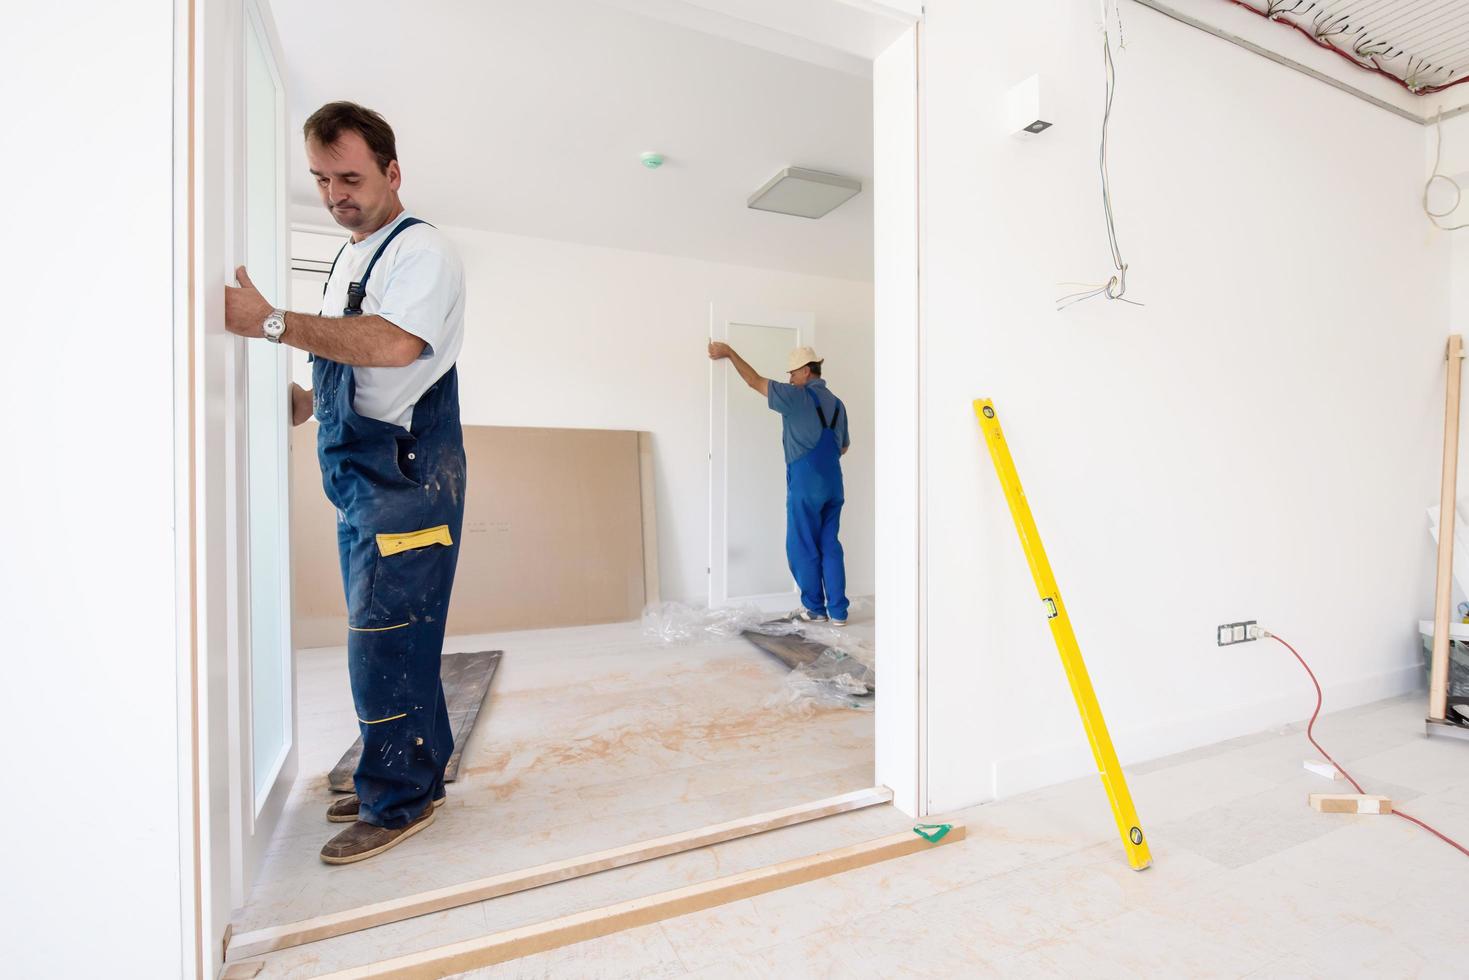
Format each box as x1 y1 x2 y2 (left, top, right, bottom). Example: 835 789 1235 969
786 346 823 372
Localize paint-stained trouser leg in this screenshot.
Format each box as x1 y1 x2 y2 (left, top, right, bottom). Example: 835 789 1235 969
340 521 458 829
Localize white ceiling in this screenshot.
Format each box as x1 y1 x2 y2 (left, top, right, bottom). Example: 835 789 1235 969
596 0 916 75
272 0 875 281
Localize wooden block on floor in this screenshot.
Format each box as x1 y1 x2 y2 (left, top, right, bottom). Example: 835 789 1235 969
1309 793 1392 814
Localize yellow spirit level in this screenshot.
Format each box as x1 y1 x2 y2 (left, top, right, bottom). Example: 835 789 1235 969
974 398 1152 871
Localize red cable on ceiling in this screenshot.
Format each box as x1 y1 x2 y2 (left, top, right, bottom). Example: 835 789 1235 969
1218 0 1469 97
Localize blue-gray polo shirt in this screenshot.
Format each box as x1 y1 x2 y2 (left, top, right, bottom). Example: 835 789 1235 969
767 378 850 465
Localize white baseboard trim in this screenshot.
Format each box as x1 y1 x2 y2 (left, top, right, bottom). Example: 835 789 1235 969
988 662 1425 800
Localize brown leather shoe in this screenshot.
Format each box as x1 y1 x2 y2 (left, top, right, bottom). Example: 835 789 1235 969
327 792 445 823
319 806 436 865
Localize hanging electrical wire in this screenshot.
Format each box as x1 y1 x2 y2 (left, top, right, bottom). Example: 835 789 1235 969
1058 1 1142 312
1424 107 1469 231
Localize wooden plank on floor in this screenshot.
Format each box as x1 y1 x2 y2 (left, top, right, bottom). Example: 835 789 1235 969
328 650 502 792
743 629 874 695
743 630 827 671
1309 793 1393 814
226 786 893 960
314 822 966 979
441 649 502 780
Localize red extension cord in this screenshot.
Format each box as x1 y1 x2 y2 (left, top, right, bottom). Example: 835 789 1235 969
1268 632 1469 860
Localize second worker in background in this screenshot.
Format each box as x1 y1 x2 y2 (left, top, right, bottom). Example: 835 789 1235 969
709 341 850 626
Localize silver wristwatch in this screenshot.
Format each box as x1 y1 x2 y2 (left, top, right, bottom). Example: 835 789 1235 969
262 308 288 344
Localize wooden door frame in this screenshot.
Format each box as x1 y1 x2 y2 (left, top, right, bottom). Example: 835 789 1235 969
176 0 297 973
177 0 237 972
226 0 298 910
871 19 926 820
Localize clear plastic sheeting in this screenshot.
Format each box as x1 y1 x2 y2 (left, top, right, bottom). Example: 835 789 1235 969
1420 634 1469 698
766 647 875 717
640 601 803 646
640 601 875 716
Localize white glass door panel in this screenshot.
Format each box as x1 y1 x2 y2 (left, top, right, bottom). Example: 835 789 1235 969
245 10 290 803
229 0 294 906
709 306 816 611
245 345 288 802
725 323 796 598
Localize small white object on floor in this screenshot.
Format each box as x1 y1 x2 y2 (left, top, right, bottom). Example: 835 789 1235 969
1302 760 1343 780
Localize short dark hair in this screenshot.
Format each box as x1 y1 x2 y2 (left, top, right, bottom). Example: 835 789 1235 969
303 102 397 173
806 361 822 377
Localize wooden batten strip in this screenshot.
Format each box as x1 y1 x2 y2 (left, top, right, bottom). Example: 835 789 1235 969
227 786 892 959
638 430 660 604
1430 334 1465 722
316 823 965 979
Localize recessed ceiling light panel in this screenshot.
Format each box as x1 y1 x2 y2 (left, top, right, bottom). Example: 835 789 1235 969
747 167 861 219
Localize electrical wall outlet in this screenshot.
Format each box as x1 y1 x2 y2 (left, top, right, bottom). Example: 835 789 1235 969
1216 620 1259 646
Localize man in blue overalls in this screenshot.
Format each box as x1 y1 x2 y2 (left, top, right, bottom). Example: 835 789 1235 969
708 342 850 626
225 102 467 865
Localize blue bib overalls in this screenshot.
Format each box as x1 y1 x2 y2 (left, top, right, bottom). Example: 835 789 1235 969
786 387 848 621
314 218 468 828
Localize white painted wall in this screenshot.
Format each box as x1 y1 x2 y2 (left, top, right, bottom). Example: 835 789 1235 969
919 0 1450 811
1434 115 1469 517
0 3 185 976
290 224 876 605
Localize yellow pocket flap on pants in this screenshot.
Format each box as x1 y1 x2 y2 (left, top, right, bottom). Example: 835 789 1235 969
376 524 454 557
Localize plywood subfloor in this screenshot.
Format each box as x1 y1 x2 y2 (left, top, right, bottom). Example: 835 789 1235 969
238 693 1464 978
433 692 1463 978
236 609 876 941
242 801 916 977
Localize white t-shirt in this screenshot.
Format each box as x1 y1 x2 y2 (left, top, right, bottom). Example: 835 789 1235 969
319 212 465 430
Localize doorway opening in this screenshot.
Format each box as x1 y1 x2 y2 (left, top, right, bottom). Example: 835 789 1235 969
191 0 924 972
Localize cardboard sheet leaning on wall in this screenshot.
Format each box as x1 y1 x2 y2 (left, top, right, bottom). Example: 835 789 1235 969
292 424 657 645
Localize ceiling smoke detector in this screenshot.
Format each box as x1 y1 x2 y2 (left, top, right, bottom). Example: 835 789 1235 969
747 167 861 219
